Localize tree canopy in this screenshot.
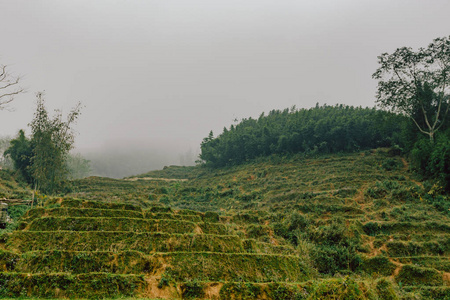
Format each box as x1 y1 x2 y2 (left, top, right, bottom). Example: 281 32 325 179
4 130 33 182
5 93 82 194
372 36 450 141
199 104 407 167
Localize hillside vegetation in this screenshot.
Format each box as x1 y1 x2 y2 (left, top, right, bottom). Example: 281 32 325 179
0 149 438 299
198 104 450 192
199 105 408 168
1 105 449 299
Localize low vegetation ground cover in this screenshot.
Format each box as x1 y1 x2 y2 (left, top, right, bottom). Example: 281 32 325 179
0 149 449 299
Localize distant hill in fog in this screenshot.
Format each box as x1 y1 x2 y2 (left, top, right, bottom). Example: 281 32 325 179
81 144 197 178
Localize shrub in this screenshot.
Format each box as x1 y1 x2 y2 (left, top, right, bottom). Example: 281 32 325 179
396 265 443 286
312 245 361 275
267 283 304 300
375 278 399 300
411 134 450 191
203 211 219 222
181 280 204 299
219 282 261 300
382 158 401 171
428 135 450 191
361 255 397 276
308 277 364 299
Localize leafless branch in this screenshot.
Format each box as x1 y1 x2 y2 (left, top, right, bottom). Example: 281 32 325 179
0 64 25 110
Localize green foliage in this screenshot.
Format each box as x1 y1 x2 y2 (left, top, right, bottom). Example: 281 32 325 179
219 282 262 300
425 194 450 216
311 244 361 275
375 278 399 300
162 252 311 282
0 169 30 199
24 216 228 235
410 133 450 191
387 240 448 257
428 134 450 191
3 150 449 299
4 130 33 183
396 265 444 286
4 94 84 195
157 274 171 289
382 158 402 171
8 231 244 253
6 205 29 221
361 255 397 276
203 211 220 222
29 92 82 194
307 277 365 299
267 283 304 300
200 105 407 167
2 204 30 232
373 36 450 142
181 280 204 299
0 272 144 298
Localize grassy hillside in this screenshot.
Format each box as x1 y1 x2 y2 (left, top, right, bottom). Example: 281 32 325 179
67 149 450 299
0 169 30 200
0 169 32 232
1 149 449 299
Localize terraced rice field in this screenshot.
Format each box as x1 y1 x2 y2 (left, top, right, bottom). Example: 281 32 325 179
1 150 449 299
0 199 314 299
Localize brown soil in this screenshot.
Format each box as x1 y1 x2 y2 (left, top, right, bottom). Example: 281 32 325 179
392 263 403 278
194 225 204 234
203 282 223 300
366 236 389 257
141 276 180 299
443 272 450 285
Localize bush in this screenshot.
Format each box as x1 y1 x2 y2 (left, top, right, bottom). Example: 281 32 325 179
181 280 204 299
267 283 304 300
312 245 361 275
203 211 219 222
219 282 261 300
382 158 401 171
361 255 397 276
428 135 450 191
396 265 443 286
308 277 364 299
308 217 357 247
375 278 399 300
411 134 450 191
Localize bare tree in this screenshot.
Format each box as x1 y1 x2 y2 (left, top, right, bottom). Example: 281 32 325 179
0 63 25 110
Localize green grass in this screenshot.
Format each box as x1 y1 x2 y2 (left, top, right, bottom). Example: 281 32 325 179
1 149 449 299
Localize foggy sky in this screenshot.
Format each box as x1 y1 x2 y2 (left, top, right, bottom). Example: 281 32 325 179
1 0 449 175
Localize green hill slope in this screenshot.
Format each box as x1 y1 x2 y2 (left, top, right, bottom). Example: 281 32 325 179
1 149 449 299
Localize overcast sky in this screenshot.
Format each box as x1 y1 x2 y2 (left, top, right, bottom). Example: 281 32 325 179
1 0 449 170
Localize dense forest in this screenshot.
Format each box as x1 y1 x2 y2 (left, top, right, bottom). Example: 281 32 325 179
200 104 409 167
199 104 450 190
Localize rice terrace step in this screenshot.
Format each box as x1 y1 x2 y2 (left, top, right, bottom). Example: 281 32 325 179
0 199 318 299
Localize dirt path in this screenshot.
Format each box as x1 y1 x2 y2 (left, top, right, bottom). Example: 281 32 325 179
125 177 188 182
401 157 409 171
401 158 424 188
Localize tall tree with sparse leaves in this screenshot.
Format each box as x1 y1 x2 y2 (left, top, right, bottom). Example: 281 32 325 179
29 92 82 194
373 36 450 142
